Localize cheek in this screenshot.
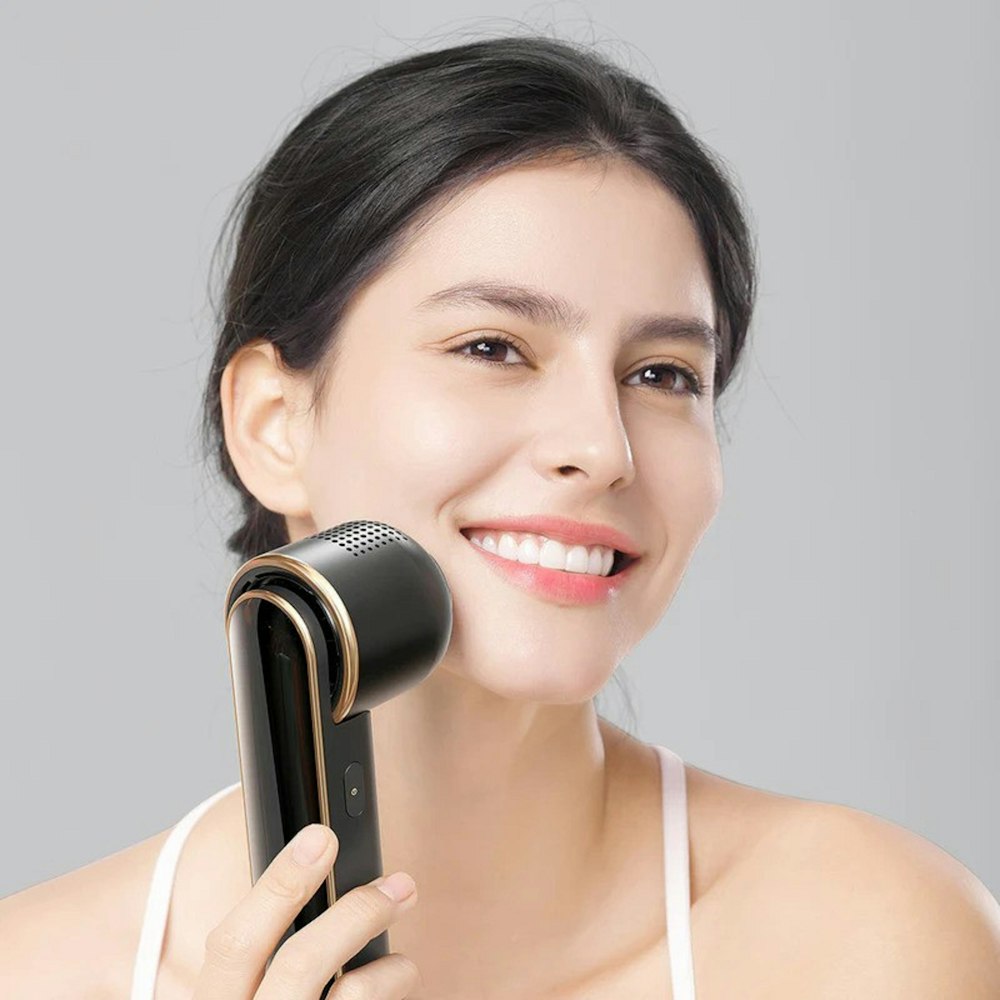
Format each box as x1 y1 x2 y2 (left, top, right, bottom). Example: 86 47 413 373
632 416 723 569
676 428 723 536
678 445 722 557
302 364 496 529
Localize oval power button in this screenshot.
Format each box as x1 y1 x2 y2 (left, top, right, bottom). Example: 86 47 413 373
344 761 367 817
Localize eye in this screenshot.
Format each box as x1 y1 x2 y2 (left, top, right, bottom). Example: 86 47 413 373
453 333 527 366
451 334 706 399
623 362 705 399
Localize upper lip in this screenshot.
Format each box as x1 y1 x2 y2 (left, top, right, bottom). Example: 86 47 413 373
460 515 642 559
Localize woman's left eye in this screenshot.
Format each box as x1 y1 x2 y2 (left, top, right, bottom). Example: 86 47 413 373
452 335 705 399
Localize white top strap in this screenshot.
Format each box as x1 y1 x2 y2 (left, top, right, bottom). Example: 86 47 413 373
655 745 696 999
129 781 242 1000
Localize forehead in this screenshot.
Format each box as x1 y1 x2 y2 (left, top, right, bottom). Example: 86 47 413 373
372 157 715 328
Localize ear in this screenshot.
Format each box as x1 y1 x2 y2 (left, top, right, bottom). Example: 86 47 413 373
219 339 318 531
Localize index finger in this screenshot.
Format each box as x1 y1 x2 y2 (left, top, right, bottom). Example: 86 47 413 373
193 823 337 999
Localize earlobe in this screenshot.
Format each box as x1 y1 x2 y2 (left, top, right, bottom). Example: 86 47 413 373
219 339 314 519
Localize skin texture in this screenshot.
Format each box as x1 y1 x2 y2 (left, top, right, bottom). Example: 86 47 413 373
1 156 998 999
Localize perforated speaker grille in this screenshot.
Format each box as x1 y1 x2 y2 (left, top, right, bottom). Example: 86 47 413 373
312 520 409 557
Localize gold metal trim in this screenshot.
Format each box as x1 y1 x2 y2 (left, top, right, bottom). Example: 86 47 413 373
224 587 344 983
225 553 359 723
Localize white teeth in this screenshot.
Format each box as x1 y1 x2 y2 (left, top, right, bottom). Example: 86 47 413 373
517 536 540 564
497 533 520 561
465 530 618 577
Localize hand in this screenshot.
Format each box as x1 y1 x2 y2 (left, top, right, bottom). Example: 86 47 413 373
192 823 421 998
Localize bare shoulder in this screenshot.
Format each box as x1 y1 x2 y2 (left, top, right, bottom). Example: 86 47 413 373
693 776 1000 999
0 822 174 999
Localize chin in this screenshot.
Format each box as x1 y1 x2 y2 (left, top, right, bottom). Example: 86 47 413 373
439 645 612 706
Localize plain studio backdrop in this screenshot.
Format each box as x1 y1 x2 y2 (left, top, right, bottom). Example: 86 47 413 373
1 2 996 902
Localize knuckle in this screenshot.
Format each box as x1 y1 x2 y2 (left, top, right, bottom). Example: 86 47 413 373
344 885 393 923
203 922 255 967
330 976 376 1000
265 863 308 902
393 952 423 986
268 939 316 987
328 954 422 1000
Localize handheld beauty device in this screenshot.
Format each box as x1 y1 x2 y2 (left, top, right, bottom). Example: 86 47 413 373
224 519 452 989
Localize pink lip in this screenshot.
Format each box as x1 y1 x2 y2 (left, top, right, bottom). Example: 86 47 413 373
461 534 639 606
458 514 641 558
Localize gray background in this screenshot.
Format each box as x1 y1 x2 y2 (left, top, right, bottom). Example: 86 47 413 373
2 1 996 901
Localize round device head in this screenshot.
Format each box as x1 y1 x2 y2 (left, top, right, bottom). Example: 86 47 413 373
225 519 453 721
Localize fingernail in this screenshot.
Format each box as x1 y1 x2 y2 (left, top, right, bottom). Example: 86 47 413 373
376 871 416 902
292 824 330 864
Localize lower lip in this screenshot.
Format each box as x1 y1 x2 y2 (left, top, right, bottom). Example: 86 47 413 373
461 534 639 605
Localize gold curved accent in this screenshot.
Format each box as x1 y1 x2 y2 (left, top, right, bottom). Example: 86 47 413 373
225 587 344 983
225 552 359 723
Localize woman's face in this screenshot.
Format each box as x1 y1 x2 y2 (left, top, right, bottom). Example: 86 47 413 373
284 156 722 703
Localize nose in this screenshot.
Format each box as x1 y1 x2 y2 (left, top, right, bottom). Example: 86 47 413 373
528 361 637 493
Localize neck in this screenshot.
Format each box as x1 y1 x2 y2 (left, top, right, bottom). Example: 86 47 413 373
371 664 613 911
368 664 640 994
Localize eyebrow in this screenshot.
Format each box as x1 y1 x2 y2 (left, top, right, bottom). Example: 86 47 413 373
415 279 719 356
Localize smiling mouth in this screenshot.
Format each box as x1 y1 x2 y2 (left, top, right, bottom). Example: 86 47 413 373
459 529 639 577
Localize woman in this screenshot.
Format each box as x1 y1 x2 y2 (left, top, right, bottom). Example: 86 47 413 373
3 33 998 1000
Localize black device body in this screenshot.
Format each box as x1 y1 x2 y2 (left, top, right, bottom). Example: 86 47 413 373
223 520 452 990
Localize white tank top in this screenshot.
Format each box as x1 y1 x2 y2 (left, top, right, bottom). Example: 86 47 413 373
129 744 696 998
